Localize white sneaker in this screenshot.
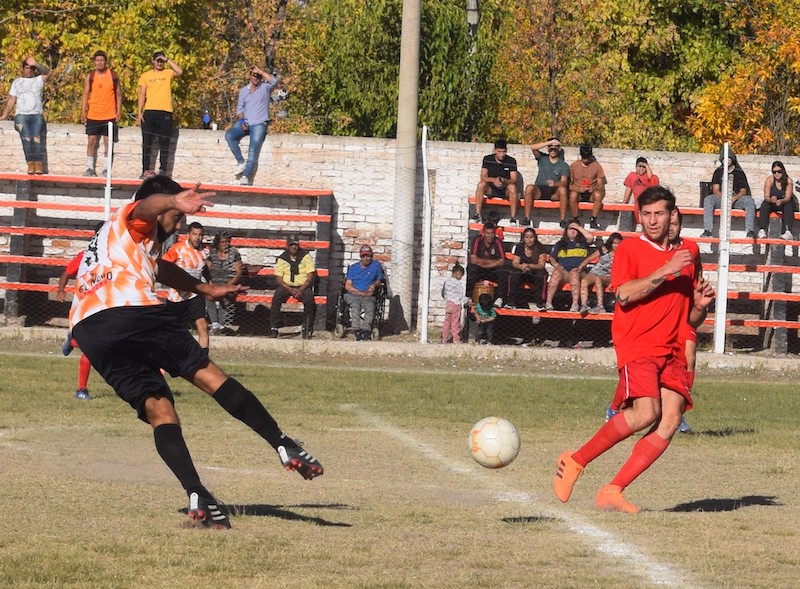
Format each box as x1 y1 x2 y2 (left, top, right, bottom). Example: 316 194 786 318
569 303 580 313
757 229 767 239
238 175 250 185
210 322 223 334
782 230 793 240
235 161 246 176
493 297 503 308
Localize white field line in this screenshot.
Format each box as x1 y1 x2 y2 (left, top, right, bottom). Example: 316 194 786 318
341 403 707 589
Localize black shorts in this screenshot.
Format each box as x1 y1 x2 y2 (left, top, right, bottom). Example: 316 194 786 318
86 119 119 142
537 185 559 200
72 305 209 422
577 190 593 202
166 295 207 324
487 183 508 199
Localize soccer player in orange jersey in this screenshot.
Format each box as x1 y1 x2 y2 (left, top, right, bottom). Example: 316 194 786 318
69 176 323 529
554 186 715 513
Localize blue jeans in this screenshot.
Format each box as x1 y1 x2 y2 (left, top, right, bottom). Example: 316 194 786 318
14 114 45 162
225 119 268 179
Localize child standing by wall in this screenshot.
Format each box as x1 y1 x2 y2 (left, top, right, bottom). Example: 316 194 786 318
441 263 467 343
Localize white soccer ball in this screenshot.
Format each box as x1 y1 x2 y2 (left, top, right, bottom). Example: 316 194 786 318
469 416 521 469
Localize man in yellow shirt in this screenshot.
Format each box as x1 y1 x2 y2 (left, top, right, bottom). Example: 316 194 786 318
269 235 316 339
137 51 182 179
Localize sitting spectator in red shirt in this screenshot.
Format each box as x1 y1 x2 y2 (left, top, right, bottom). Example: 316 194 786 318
622 157 659 227
466 221 509 308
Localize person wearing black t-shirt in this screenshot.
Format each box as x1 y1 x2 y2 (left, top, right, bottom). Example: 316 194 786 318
473 138 519 225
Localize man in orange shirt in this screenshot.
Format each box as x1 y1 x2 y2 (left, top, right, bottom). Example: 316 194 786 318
554 186 715 513
80 50 122 177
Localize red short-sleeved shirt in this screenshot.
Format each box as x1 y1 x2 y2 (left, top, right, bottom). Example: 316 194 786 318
611 234 695 368
674 237 701 355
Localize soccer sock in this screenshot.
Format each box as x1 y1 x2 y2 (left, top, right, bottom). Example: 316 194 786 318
572 412 633 467
87 156 95 170
212 377 284 448
153 423 204 495
610 431 670 489
78 354 91 389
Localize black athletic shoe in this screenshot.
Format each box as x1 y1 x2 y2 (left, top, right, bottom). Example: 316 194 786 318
277 436 324 480
187 491 231 529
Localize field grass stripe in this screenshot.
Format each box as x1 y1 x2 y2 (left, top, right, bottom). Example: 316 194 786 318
341 403 707 589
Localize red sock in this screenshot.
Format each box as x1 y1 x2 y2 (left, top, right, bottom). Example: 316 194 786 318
78 354 91 390
610 432 670 489
572 413 633 467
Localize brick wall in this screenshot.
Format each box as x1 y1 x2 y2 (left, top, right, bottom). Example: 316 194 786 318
2 121 798 328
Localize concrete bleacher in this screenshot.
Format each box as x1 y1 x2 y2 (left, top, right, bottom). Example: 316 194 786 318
0 174 334 335
467 194 800 352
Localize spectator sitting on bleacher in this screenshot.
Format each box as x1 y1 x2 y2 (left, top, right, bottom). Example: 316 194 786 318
622 157 659 228
702 147 756 238
568 145 606 230
544 222 594 313
523 137 570 228
579 232 622 316
206 231 243 334
757 161 795 240
509 227 548 309
473 138 519 225
344 245 384 341
269 234 316 340
474 293 497 345
466 221 509 308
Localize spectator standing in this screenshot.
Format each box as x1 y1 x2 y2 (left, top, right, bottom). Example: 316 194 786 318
621 157 659 229
579 232 622 315
757 161 795 240
162 222 211 349
702 147 756 238
1 56 51 174
568 145 606 229
80 50 122 177
544 222 594 313
466 221 509 308
441 262 467 344
137 51 182 179
473 139 520 224
509 227 548 309
206 231 243 333
269 234 316 339
554 186 714 513
474 293 497 345
523 138 570 227
68 176 323 529
344 245 385 341
225 66 278 186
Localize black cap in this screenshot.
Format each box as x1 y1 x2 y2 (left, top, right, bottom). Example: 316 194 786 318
287 234 300 245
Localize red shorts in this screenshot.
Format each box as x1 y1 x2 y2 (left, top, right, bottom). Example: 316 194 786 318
612 355 692 412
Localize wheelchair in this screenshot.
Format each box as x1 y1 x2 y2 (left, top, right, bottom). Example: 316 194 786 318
334 281 387 340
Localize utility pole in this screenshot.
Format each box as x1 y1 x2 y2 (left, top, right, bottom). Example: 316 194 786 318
391 0 421 333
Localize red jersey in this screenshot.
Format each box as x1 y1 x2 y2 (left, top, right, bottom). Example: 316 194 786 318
611 234 695 368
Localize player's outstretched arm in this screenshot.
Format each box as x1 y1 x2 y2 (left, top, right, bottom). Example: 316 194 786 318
133 185 216 222
157 259 247 299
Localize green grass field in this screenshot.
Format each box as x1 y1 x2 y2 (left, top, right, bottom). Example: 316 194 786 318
0 343 797 588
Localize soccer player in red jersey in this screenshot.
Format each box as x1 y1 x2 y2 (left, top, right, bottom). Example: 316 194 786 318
554 186 715 512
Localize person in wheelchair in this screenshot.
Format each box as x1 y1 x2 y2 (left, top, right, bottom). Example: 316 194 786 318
343 245 384 341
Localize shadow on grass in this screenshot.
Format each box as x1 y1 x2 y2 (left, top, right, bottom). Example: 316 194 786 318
502 515 558 524
223 502 353 526
683 427 757 437
666 495 782 512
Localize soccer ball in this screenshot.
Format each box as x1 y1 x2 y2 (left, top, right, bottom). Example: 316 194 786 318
469 416 521 469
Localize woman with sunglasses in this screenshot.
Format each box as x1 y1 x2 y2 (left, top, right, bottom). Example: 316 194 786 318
1 57 51 174
757 161 795 240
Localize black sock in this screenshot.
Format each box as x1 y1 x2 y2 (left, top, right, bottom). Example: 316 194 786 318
213 378 284 448
153 423 204 495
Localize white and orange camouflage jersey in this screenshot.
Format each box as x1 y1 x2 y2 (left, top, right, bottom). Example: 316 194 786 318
162 239 209 302
69 201 162 328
